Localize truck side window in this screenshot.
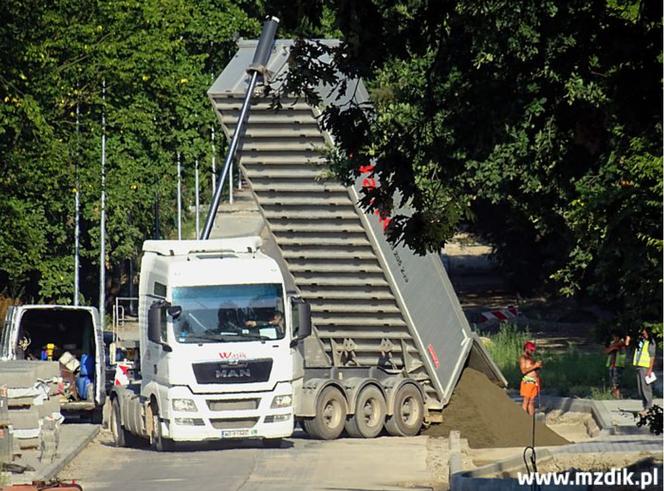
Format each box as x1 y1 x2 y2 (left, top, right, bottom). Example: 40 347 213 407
154 282 167 298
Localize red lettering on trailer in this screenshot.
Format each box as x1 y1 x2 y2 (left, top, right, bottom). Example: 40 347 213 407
362 177 376 189
427 344 440 368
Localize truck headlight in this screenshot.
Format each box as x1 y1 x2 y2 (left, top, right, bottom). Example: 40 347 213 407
172 398 197 412
271 394 292 408
174 417 205 426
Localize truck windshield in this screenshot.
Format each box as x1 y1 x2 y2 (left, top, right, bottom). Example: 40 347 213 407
171 284 285 344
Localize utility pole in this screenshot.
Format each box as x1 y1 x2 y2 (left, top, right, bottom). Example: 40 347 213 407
74 93 80 306
99 79 107 328
195 159 200 238
201 16 279 240
177 151 182 240
211 124 216 196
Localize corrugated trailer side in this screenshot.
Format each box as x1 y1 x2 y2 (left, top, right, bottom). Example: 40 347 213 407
208 39 505 434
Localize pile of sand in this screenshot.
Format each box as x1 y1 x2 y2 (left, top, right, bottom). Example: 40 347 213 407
424 368 569 448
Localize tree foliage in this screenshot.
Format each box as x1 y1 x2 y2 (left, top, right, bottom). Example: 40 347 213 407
273 0 662 327
0 0 260 304
0 0 661 333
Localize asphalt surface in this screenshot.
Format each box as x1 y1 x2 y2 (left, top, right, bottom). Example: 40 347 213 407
57 429 441 491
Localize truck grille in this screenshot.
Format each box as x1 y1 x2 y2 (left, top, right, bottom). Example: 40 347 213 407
207 398 259 411
209 418 259 430
192 359 272 384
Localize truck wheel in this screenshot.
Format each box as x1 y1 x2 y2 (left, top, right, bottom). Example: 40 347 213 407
302 386 347 440
150 403 175 452
111 397 134 447
345 385 386 438
385 384 424 437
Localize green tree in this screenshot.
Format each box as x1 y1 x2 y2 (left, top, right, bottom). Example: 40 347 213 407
272 0 662 326
0 0 259 304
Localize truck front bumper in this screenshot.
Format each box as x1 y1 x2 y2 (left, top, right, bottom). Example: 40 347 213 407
162 384 293 442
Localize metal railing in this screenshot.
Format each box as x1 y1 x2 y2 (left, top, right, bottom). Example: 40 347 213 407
112 296 138 343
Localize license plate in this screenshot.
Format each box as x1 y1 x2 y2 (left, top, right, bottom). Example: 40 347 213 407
221 429 257 438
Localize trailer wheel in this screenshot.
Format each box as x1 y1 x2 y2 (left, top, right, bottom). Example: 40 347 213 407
302 386 347 440
345 385 386 438
110 397 135 447
150 402 175 452
385 384 424 437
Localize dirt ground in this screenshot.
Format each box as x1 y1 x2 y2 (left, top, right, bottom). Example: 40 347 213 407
424 368 568 448
544 409 600 441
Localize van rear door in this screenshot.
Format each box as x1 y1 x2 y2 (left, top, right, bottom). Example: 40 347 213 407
0 305 17 359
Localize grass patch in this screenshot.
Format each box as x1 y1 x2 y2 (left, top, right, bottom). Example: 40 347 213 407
483 323 638 399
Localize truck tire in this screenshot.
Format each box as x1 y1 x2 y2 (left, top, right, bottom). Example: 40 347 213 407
302 386 347 440
111 397 136 448
385 384 424 437
345 385 386 438
150 403 175 452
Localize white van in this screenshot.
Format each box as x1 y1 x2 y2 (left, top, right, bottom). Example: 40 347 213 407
0 305 106 415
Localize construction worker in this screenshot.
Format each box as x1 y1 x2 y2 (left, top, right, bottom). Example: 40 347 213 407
604 332 628 399
629 326 656 414
519 340 542 416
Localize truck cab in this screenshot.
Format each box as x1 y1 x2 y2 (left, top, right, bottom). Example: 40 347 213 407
111 237 311 449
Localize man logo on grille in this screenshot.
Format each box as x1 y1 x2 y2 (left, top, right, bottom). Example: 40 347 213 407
215 368 251 379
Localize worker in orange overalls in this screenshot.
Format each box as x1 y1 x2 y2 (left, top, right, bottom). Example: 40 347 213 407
519 341 542 416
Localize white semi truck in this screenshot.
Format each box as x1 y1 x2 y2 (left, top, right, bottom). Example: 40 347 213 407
109 236 310 449
109 19 505 450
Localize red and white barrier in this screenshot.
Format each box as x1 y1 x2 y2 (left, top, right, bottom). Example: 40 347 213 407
114 362 132 386
479 305 520 323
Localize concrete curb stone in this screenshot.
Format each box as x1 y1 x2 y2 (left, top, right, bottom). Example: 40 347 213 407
40 424 99 481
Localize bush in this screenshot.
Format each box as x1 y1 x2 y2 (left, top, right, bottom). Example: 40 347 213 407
484 323 637 398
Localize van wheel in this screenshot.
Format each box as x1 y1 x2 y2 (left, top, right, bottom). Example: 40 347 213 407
90 406 103 425
150 403 175 452
345 385 386 438
111 398 135 447
385 384 424 437
302 386 347 440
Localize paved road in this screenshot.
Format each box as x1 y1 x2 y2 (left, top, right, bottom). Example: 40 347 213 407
58 430 445 491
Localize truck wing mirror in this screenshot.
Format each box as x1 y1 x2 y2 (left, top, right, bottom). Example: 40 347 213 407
148 302 163 344
296 302 312 340
148 301 173 352
167 305 182 319
289 297 312 347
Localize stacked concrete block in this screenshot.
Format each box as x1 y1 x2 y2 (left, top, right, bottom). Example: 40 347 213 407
0 361 62 455
0 386 11 464
8 407 40 449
